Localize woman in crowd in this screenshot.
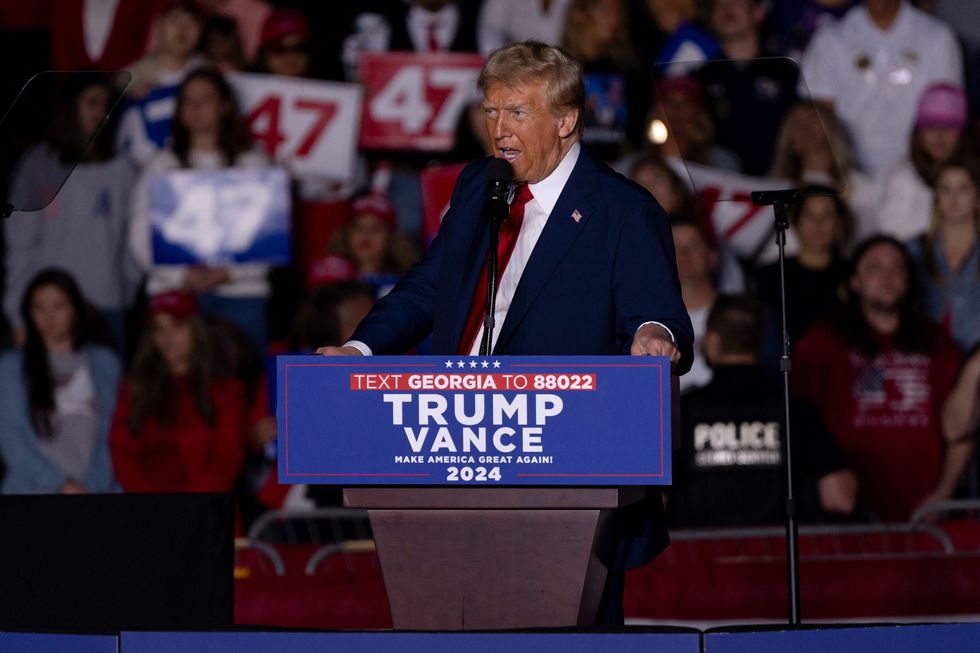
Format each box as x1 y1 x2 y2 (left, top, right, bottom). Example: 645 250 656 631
254 9 311 78
124 0 206 98
129 68 272 352
647 76 740 171
0 270 120 494
4 73 138 351
289 280 375 353
769 101 876 238
201 15 245 73
562 0 650 160
629 150 745 293
907 159 980 352
877 83 970 242
109 291 252 493
629 150 697 218
326 192 418 296
115 0 209 165
756 186 852 343
629 0 720 76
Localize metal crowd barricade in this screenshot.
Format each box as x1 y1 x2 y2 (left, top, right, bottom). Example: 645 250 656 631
247 507 373 545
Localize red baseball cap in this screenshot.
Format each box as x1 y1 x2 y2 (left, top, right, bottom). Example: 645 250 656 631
307 255 357 287
653 76 705 108
260 9 311 48
149 290 200 320
350 192 397 229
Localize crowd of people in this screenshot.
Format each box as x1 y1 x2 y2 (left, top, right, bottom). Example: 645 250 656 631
0 0 979 530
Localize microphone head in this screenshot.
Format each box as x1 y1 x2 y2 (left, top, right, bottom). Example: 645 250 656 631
486 157 513 186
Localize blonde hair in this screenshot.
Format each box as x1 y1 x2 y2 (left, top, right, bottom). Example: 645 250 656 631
478 41 585 135
769 102 854 189
327 220 419 276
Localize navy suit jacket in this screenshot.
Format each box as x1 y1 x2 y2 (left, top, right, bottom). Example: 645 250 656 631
352 147 694 369
351 148 694 571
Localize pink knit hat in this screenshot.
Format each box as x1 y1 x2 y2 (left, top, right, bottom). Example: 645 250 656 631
916 83 968 130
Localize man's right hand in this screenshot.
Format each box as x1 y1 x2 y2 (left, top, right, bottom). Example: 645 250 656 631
316 345 363 356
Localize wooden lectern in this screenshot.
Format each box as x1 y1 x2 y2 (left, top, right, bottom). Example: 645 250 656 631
344 486 644 630
278 355 674 631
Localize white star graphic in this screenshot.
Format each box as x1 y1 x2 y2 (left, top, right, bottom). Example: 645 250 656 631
457 360 466 368
481 360 490 368
492 360 501 368
445 360 454 368
469 360 478 368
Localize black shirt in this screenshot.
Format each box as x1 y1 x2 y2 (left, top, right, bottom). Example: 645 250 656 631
757 256 846 344
669 365 846 527
693 55 799 176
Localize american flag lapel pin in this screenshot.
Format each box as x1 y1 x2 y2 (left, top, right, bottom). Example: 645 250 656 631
571 209 583 223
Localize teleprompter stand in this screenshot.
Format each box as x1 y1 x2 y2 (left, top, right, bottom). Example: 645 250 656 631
752 188 803 625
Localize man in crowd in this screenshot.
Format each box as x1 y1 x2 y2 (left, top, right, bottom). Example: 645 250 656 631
320 40 693 622
800 0 962 178
670 295 858 527
794 236 976 521
695 0 798 175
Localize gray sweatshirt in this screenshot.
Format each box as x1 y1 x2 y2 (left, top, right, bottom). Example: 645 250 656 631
4 145 141 328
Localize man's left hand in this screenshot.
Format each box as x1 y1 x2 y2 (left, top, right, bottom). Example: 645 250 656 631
631 323 680 365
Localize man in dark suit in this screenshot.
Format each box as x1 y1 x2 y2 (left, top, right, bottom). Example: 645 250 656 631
319 40 693 623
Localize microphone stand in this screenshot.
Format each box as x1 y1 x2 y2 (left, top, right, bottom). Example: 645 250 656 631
480 183 510 356
751 188 802 626
480 208 503 356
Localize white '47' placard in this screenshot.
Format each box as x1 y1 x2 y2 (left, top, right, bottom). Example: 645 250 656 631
229 72 362 181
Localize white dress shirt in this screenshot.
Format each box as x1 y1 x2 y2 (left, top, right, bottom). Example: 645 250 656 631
465 142 582 354
406 3 460 52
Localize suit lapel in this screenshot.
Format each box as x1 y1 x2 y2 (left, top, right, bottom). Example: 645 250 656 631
447 193 491 350
493 151 599 353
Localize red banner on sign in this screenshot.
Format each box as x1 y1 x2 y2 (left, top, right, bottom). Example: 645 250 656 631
359 52 484 152
420 162 468 249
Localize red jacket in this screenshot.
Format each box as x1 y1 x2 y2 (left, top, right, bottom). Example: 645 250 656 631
110 375 252 493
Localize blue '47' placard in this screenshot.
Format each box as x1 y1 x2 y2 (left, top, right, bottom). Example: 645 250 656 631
277 356 671 486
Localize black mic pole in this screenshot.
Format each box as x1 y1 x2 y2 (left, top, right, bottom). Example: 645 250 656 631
751 188 802 626
480 158 513 356
480 212 502 356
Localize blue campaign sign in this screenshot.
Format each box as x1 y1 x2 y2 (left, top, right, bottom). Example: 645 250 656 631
704 624 980 652
0 633 117 653
277 355 671 486
116 83 179 164
148 167 291 266
122 631 700 653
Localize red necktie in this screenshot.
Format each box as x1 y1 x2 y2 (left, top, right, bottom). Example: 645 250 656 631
428 19 440 52
457 183 533 354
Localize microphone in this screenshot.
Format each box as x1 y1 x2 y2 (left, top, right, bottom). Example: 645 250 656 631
484 157 513 229
479 157 513 356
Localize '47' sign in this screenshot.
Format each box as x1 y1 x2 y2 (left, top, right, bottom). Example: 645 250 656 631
230 72 362 181
359 52 484 152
